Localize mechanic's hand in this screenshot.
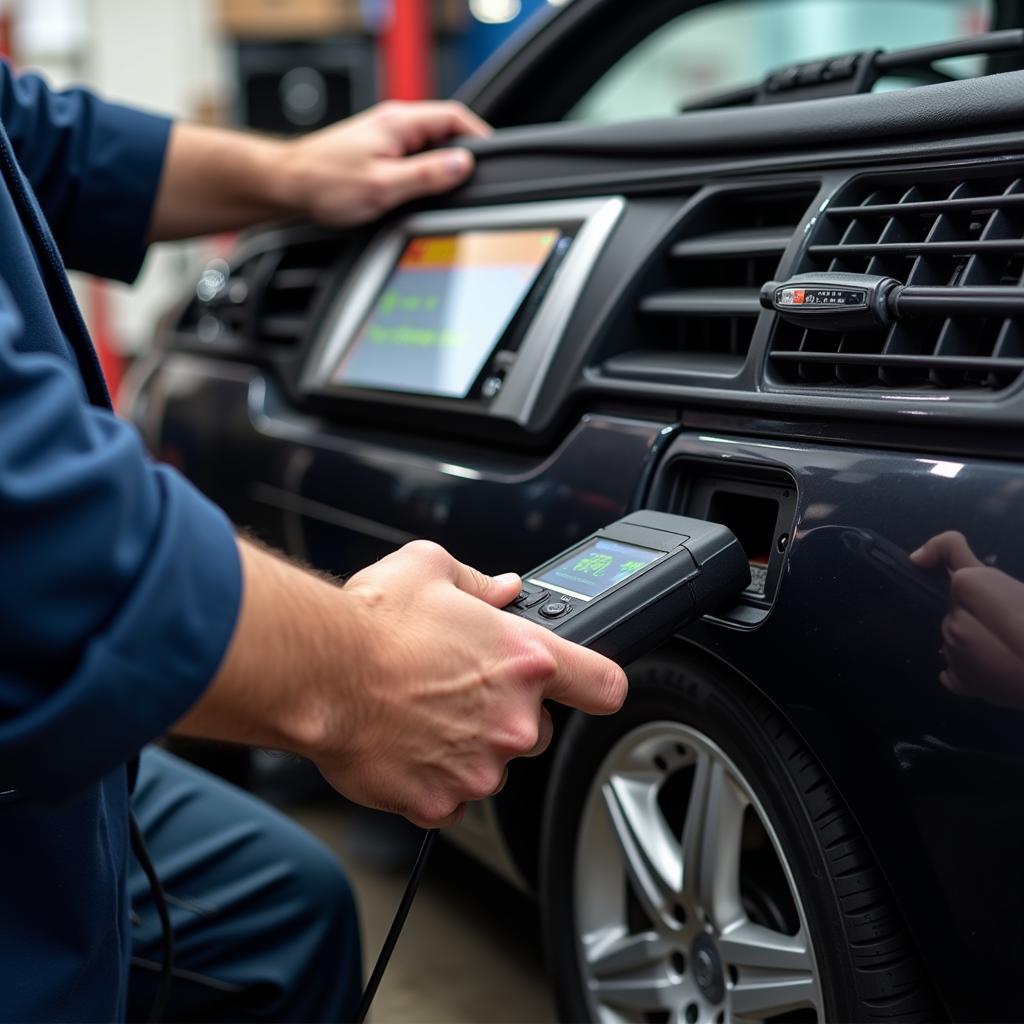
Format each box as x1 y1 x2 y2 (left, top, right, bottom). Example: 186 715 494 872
319 540 628 828
283 101 491 227
910 531 1024 710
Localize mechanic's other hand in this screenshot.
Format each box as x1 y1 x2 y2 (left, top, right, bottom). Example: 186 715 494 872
317 540 627 828
911 531 1024 709
283 101 491 227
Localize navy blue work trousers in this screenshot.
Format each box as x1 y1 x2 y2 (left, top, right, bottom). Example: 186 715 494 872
126 748 362 1023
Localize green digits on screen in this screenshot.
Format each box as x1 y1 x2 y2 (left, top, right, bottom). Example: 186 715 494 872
376 290 441 318
574 553 614 577
572 554 650 579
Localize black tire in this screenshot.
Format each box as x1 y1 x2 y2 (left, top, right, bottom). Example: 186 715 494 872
539 647 942 1023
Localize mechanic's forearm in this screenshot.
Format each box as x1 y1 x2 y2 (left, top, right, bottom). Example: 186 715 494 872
148 122 299 241
149 103 487 241
171 537 357 756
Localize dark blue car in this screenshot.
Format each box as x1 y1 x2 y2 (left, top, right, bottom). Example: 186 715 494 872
127 1 1024 1019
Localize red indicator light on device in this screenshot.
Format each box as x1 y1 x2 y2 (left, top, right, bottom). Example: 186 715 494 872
792 289 805 304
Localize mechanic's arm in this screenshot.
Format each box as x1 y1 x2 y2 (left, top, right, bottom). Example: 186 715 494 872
175 537 626 829
0 267 625 816
0 59 171 281
0 60 488 276
0 272 241 799
147 101 491 241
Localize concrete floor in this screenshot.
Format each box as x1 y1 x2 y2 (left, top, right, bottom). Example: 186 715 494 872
293 802 558 1023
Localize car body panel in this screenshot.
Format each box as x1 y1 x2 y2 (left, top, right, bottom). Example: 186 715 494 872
651 431 1024 1021
136 355 670 577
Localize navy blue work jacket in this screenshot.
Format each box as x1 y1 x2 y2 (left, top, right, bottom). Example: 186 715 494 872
0 62 242 1020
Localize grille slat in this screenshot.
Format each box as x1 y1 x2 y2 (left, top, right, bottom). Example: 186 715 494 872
810 239 1024 257
827 193 1024 217
598 187 816 384
638 288 762 317
771 350 1024 371
670 226 792 259
254 238 340 345
767 169 1024 393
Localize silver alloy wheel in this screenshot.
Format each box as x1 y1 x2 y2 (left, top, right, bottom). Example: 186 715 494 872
574 721 824 1024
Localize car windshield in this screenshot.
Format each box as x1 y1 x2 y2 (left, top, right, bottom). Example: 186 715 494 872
567 0 993 122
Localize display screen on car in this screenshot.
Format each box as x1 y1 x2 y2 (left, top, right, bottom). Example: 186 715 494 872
531 538 666 601
329 228 561 398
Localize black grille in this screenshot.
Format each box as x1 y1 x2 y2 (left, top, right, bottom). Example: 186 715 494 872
601 187 815 383
181 234 339 348
768 170 1024 392
254 237 340 345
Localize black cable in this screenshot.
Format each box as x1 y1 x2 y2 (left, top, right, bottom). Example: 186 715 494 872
129 813 174 1023
354 827 438 1023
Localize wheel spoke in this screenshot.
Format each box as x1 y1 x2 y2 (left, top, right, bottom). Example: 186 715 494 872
722 922 818 1018
729 970 818 1018
587 928 673 978
602 775 683 925
720 921 814 973
685 758 746 930
589 969 681 1013
680 749 711 895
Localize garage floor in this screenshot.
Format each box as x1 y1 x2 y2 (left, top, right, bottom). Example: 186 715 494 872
293 802 558 1023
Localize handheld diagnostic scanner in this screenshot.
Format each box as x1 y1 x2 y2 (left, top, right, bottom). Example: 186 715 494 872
356 511 750 1023
504 510 751 664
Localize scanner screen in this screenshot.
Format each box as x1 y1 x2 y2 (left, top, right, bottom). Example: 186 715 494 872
532 538 664 602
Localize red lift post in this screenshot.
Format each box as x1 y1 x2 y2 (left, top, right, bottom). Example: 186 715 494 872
381 0 434 101
0 6 11 59
0 6 125 402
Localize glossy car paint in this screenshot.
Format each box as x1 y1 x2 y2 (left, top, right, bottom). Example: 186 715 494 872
136 349 1024 1018
135 356 670 577
653 431 1024 1022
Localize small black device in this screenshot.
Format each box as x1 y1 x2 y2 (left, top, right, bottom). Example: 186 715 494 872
762 271 1024 333
760 272 899 332
354 512 748 1023
504 510 750 664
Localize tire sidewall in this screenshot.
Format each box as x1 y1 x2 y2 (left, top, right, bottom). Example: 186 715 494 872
540 646 860 1023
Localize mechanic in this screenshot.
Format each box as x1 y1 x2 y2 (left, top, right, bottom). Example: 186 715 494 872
0 62 628 1022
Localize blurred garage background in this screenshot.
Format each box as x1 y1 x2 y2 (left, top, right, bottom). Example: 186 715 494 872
0 1 989 1020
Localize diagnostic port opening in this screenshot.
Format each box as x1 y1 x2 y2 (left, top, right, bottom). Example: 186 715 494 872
706 490 780 599
650 461 798 627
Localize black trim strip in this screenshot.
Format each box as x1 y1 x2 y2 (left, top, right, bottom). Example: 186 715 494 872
770 351 1024 370
465 71 1024 158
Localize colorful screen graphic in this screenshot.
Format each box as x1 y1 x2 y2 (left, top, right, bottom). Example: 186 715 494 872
532 538 665 602
331 229 561 398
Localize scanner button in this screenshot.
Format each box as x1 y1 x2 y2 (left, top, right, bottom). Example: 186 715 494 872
520 589 549 608
540 600 571 619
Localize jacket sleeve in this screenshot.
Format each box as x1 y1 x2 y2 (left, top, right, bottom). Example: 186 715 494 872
0 59 171 283
0 276 242 800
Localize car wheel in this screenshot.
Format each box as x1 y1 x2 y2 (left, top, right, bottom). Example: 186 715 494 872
540 649 941 1023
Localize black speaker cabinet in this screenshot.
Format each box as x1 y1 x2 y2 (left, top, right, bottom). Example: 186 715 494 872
233 37 379 133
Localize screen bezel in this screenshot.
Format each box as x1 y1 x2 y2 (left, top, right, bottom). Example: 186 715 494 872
299 197 625 423
529 537 670 602
328 228 566 400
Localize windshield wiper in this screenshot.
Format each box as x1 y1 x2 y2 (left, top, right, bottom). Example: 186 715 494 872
682 27 1024 112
